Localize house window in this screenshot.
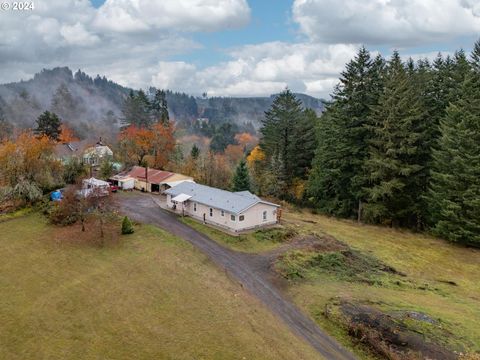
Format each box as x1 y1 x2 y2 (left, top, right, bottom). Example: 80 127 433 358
209 208 213 217
193 203 197 212
263 210 267 221
231 215 236 221
221 210 225 217
239 215 245 222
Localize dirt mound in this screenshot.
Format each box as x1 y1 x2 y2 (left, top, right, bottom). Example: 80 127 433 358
327 301 458 360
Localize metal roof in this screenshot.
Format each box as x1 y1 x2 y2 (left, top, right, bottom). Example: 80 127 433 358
126 166 174 184
171 193 192 203
164 182 279 215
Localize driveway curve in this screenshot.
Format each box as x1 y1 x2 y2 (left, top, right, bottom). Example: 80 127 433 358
117 193 357 360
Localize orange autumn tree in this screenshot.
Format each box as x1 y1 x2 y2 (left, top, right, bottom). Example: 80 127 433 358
224 144 244 165
235 132 257 151
118 122 176 168
58 123 78 144
152 121 176 169
246 145 265 166
119 125 155 166
0 130 62 191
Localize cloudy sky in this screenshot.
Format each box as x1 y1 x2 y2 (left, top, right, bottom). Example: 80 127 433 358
1 0 479 98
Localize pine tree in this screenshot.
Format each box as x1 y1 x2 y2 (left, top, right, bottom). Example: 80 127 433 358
232 159 251 192
363 51 428 227
260 89 304 186
428 45 480 246
121 216 134 235
471 39 480 72
291 109 318 179
190 144 200 159
34 111 62 140
151 89 169 125
307 47 384 217
121 90 152 128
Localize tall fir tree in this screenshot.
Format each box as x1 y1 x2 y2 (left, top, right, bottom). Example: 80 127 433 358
151 89 169 125
307 47 384 217
291 108 318 179
34 111 62 140
428 44 480 246
260 89 318 198
190 144 200 159
232 159 251 192
261 89 303 185
363 51 428 227
122 90 152 128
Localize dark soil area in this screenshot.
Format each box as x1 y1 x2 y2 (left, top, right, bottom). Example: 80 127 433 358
326 300 459 360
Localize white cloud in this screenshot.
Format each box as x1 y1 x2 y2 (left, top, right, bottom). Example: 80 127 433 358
293 0 480 46
148 42 357 98
93 0 250 33
60 23 100 46
0 0 247 85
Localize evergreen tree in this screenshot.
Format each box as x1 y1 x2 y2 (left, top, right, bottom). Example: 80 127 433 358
232 159 251 192
121 216 134 235
121 90 152 128
151 89 169 125
307 47 384 217
428 45 480 246
471 39 480 72
363 51 428 227
190 144 200 159
210 123 236 153
260 89 304 186
291 109 318 179
265 152 287 197
34 111 62 140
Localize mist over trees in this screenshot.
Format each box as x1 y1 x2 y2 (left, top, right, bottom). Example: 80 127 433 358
0 67 324 142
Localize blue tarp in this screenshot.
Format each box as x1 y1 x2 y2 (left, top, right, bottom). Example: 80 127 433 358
50 190 62 201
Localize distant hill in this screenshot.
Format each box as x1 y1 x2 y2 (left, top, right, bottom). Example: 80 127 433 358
0 67 325 138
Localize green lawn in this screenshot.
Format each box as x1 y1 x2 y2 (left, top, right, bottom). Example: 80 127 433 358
180 217 295 253
0 214 320 360
184 207 480 358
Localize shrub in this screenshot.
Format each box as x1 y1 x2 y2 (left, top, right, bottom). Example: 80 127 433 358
48 187 80 226
121 216 134 235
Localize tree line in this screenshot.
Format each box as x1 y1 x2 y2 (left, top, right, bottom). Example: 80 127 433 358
251 40 480 247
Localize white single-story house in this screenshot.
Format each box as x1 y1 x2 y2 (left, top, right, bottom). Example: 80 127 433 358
164 182 280 233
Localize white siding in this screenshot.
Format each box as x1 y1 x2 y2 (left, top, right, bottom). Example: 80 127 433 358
166 195 278 232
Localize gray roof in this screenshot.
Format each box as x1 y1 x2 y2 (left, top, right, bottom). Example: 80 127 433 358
164 182 279 215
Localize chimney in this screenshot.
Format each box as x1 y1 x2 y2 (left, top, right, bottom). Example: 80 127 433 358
145 166 148 183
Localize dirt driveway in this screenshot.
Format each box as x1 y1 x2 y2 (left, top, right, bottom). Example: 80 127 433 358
117 192 357 360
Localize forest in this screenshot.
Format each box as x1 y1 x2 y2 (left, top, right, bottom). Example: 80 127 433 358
0 40 479 248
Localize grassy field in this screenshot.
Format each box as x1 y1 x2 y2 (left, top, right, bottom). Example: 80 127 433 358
181 217 296 253
0 214 321 360
184 207 480 358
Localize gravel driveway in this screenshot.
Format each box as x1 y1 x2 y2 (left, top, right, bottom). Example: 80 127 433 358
117 192 357 360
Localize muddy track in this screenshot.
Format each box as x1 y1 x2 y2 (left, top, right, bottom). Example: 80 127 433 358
117 193 357 360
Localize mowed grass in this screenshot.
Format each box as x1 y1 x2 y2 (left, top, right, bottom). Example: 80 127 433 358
180 217 295 253
284 209 480 356
0 214 320 360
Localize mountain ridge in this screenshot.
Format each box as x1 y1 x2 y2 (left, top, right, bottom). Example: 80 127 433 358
0 67 325 137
